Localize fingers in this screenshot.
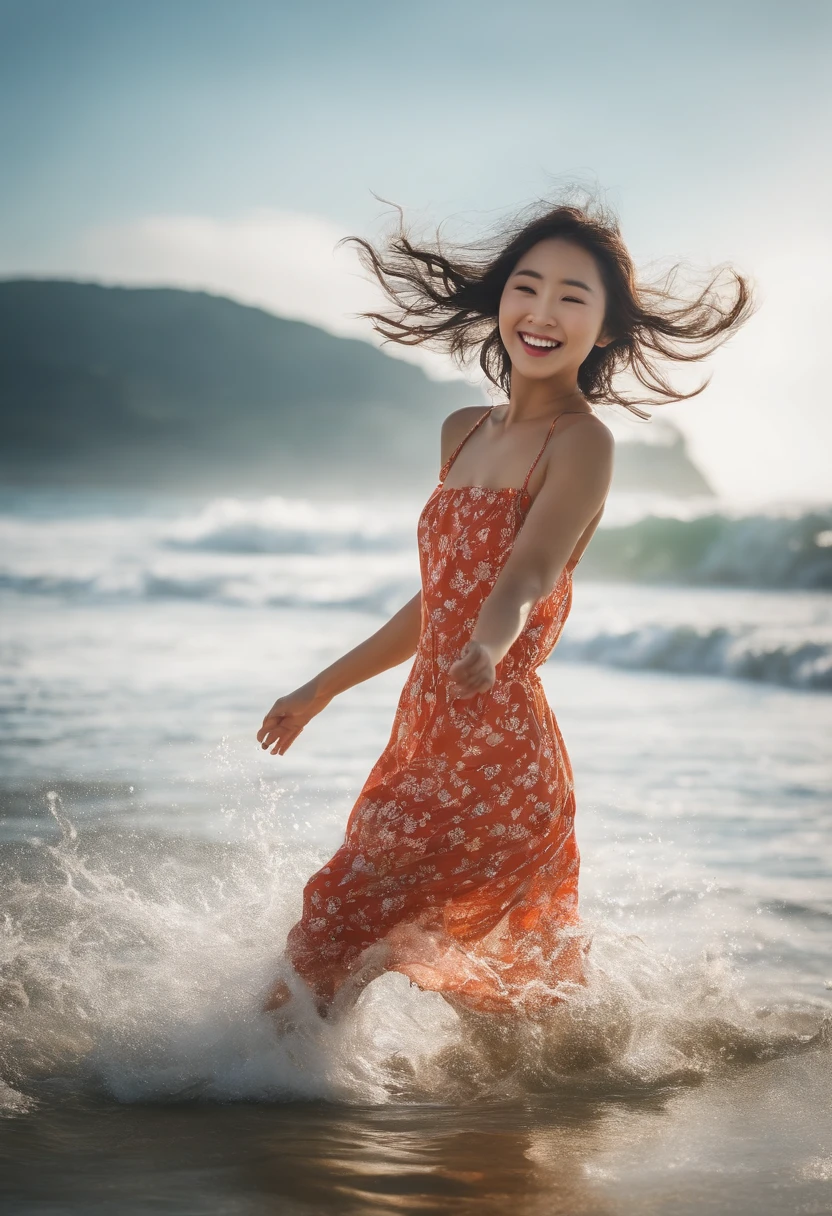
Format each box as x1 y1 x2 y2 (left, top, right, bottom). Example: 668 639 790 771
448 648 483 678
257 705 286 745
257 715 285 747
260 720 304 755
449 649 489 681
460 653 489 678
270 724 302 755
258 713 300 752
452 672 490 695
453 677 493 699
448 646 495 698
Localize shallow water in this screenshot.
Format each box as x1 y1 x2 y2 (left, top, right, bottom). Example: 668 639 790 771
1 490 831 1212
3 1056 832 1216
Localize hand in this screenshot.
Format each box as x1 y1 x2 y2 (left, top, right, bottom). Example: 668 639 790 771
448 640 497 699
256 679 332 756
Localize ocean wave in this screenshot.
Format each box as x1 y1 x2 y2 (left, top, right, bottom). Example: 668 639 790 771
0 570 228 602
166 524 405 556
0 569 418 616
582 509 832 589
2 572 831 691
556 623 832 691
164 496 412 555
163 500 832 589
171 502 832 587
3 496 832 590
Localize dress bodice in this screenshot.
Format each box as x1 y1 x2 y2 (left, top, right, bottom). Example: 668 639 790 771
416 484 576 684
415 403 582 684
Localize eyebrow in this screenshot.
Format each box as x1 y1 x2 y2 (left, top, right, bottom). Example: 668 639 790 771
512 269 595 293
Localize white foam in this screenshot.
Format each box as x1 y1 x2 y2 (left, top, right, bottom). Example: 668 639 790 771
1 796 828 1111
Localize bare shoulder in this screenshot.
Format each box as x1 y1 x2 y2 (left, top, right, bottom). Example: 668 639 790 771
536 412 615 516
440 404 491 466
553 411 615 465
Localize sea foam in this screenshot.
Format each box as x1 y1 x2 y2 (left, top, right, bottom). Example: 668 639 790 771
0 794 828 1112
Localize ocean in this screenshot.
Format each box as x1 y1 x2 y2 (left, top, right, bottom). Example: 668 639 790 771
1 486 831 1215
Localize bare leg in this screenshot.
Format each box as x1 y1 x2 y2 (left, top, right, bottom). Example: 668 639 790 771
262 969 332 1021
262 976 293 1013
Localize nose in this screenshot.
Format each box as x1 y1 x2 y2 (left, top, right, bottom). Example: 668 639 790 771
524 310 559 335
524 302 558 327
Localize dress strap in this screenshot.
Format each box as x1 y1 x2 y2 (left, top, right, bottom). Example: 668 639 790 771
438 407 494 483
519 410 588 501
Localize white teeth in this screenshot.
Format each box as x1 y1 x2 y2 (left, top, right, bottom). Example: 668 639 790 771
520 333 561 349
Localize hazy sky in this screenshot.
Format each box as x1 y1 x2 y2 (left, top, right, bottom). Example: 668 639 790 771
2 0 830 503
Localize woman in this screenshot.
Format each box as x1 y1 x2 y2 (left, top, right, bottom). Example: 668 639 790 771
257 192 755 1021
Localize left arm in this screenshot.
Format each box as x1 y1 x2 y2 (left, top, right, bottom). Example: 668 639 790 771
449 417 614 697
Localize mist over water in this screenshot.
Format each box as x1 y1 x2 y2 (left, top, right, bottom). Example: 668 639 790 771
2 488 831 1212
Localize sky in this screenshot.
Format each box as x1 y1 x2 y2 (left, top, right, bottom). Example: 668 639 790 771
1 0 831 504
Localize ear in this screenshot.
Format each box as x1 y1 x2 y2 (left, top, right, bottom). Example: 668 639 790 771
594 334 615 349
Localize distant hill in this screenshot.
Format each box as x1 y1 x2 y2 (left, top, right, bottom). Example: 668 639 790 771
0 280 714 497
609 423 713 497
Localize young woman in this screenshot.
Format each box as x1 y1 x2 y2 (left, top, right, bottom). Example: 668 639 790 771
257 193 755 1021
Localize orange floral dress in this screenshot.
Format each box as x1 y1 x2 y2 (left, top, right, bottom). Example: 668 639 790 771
284 406 591 1016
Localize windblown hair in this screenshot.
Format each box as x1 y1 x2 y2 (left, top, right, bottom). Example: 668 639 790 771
341 187 757 420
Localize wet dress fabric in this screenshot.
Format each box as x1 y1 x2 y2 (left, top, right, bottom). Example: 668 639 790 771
284 407 591 1015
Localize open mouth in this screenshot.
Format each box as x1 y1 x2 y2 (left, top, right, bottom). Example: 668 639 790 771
518 332 563 357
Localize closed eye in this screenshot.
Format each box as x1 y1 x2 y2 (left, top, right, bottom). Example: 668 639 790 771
516 286 585 303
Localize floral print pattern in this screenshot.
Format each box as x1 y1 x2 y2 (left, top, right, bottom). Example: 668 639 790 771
285 410 591 1014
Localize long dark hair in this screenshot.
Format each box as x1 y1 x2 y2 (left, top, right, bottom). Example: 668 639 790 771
341 187 757 421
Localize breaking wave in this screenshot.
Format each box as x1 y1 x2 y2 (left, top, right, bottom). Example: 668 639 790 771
2 494 832 692
162 500 832 590
164 496 413 555
558 623 832 692
580 508 832 590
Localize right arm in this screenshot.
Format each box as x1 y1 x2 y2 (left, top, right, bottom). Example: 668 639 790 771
257 589 422 755
257 404 485 756
317 589 423 697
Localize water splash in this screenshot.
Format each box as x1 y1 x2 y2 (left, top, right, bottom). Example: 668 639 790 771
0 794 828 1112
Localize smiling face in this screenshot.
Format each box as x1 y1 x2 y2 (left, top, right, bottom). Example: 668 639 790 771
498 237 613 383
